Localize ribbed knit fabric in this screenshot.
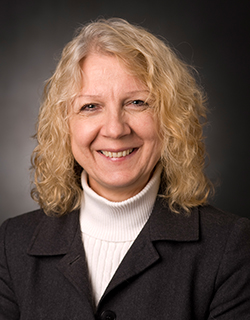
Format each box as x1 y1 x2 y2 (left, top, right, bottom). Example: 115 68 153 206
80 163 162 305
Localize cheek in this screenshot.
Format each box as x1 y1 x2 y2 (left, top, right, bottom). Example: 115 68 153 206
147 115 162 145
69 126 91 168
142 117 162 157
69 123 81 148
69 119 87 156
136 114 160 141
69 119 98 153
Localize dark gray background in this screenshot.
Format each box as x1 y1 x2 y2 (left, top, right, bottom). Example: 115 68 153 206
0 0 249 225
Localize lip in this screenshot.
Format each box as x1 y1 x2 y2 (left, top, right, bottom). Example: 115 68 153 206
99 147 136 152
101 148 133 157
98 148 138 160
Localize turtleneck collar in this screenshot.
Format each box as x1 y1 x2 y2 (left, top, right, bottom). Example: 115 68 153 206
80 163 162 241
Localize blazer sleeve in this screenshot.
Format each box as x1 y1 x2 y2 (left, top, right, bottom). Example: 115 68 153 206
209 217 250 319
0 219 20 320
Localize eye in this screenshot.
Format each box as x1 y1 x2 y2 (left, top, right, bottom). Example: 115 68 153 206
126 100 149 109
79 104 99 112
131 100 148 106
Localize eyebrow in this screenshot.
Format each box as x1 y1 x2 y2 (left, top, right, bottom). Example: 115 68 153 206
76 90 149 99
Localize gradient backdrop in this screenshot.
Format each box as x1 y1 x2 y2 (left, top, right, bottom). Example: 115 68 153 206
0 0 249 224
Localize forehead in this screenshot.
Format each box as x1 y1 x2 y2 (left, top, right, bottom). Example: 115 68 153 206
82 53 128 77
80 53 147 93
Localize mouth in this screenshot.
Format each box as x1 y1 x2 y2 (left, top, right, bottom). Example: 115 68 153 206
100 148 134 158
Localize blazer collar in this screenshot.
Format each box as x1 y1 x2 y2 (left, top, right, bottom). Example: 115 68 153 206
149 196 199 242
27 197 199 257
27 210 80 256
27 209 94 308
100 197 199 303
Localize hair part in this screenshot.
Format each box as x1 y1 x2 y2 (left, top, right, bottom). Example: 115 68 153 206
31 17 213 215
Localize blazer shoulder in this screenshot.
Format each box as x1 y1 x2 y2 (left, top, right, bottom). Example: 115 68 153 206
1 209 81 258
198 204 250 244
199 204 249 225
0 209 46 248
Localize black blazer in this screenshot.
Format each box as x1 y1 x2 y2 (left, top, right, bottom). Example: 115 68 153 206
1 197 250 319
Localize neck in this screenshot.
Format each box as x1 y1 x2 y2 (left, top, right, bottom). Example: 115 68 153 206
80 163 162 241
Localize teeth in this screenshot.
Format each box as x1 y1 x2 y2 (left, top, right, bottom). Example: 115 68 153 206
101 149 133 158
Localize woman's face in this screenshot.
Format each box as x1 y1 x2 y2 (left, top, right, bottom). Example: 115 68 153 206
69 53 162 201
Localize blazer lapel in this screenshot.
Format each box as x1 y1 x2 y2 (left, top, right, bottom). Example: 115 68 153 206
26 198 200 309
27 210 93 307
103 221 160 298
101 197 199 302
149 197 199 242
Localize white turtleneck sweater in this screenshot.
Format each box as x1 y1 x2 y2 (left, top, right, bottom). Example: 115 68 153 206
80 164 162 305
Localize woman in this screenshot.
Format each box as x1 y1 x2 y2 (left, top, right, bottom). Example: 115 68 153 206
1 18 250 319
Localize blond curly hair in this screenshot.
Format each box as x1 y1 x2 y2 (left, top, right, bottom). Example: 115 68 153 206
31 18 213 215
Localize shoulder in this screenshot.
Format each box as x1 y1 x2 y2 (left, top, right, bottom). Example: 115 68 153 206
198 204 244 222
1 209 45 227
198 204 250 235
1 209 45 236
198 205 250 253
196 207 250 317
0 209 80 256
0 209 46 251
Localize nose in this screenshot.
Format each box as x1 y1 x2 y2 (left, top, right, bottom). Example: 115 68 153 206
100 108 131 139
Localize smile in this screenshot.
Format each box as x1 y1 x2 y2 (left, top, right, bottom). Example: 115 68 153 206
100 149 134 158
